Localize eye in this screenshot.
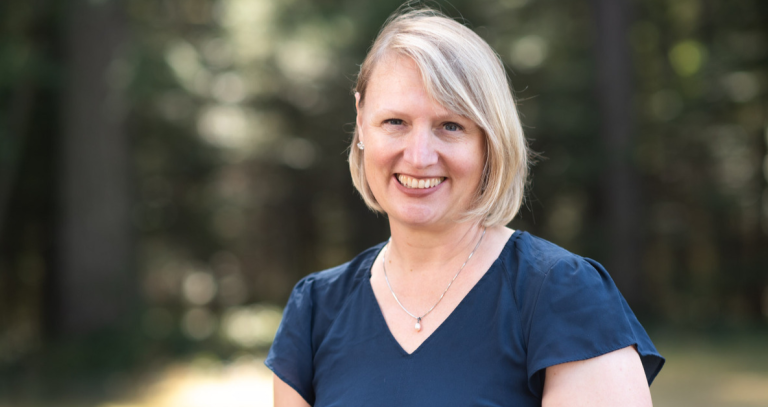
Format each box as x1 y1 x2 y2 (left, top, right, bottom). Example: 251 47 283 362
443 122 463 131
384 118 404 126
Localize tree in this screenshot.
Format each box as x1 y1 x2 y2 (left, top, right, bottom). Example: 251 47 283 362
593 0 643 305
55 0 132 336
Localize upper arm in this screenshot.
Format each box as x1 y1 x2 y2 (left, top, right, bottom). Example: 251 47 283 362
542 346 653 407
274 373 311 407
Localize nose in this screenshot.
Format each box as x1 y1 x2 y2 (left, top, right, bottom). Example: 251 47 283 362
403 125 438 168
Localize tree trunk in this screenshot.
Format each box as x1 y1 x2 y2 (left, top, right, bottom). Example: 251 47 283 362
592 0 643 306
55 0 131 336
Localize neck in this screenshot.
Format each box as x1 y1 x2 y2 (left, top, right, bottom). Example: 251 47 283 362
386 220 487 277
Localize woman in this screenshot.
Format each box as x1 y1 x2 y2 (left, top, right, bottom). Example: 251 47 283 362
267 7 664 407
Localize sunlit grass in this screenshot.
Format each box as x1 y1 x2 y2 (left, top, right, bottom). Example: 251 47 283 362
97 356 273 407
651 330 768 407
103 331 768 407
3 330 768 407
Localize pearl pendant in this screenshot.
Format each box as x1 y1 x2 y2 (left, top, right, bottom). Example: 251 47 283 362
415 317 422 332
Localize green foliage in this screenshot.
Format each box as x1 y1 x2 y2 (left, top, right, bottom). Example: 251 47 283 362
0 0 766 392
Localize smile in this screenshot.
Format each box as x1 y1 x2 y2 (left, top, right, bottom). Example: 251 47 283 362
396 174 446 189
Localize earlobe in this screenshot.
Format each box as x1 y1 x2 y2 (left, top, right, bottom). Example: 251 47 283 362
357 127 365 150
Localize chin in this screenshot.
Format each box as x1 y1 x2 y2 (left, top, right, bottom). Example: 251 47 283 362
389 206 449 227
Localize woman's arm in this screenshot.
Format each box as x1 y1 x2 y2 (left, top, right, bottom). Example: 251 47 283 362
274 374 311 407
542 346 653 407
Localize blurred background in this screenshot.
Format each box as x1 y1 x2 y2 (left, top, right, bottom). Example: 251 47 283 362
0 0 766 405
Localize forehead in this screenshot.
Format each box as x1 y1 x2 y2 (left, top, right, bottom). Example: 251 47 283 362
364 53 454 115
367 53 423 93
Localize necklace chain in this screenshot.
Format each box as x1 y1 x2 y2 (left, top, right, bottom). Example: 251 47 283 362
381 227 487 331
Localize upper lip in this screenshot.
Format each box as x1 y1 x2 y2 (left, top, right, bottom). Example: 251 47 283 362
394 173 445 179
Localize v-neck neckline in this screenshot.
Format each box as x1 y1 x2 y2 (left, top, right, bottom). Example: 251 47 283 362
365 230 522 357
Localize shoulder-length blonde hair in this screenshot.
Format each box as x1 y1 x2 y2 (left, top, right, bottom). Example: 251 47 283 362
349 7 529 227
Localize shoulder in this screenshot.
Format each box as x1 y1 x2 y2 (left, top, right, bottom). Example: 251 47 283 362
503 232 613 332
502 231 594 300
289 241 385 312
510 231 586 277
268 245 384 406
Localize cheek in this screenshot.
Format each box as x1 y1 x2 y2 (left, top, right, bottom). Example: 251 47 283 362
468 141 487 182
363 142 395 174
453 146 486 179
362 152 389 193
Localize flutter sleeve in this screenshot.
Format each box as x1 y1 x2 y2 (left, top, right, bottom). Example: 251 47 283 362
265 276 316 405
525 256 665 397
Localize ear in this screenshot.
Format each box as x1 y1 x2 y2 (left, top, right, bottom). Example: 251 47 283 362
355 92 363 141
355 91 361 112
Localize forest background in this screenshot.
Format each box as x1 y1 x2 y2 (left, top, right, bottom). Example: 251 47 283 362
1 0 767 406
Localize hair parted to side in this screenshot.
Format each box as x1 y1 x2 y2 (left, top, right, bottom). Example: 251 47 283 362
349 6 530 227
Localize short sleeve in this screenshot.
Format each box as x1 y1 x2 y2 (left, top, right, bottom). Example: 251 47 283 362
525 257 665 397
265 276 316 405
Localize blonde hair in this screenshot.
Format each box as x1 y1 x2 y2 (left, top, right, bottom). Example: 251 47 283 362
350 7 529 226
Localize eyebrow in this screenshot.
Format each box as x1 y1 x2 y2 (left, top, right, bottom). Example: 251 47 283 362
375 108 410 117
375 108 467 122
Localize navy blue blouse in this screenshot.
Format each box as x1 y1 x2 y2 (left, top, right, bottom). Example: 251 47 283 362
266 230 664 406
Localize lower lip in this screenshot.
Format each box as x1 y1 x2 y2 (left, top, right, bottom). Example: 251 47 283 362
393 175 445 195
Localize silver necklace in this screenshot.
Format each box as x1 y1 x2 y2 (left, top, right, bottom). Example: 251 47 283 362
381 227 487 332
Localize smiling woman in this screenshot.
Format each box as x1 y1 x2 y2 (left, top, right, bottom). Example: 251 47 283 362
266 6 664 407
355 54 486 228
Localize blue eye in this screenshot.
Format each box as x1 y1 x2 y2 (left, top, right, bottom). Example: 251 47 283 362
444 122 462 131
385 119 403 126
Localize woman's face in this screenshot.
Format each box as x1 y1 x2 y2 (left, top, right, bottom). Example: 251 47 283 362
356 55 486 229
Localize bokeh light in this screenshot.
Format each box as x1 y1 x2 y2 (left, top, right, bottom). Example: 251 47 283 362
1 0 767 405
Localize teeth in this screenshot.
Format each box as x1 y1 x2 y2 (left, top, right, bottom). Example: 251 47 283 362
396 174 445 189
